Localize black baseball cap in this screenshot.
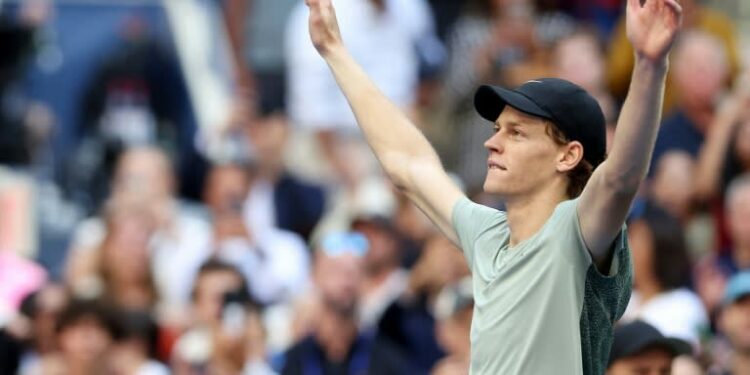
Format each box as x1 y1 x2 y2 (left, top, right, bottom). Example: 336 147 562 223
474 78 607 167
608 321 692 366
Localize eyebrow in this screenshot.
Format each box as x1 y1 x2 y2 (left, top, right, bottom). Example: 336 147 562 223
494 120 526 129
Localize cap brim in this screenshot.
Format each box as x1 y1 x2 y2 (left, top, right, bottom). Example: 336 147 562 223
625 337 693 359
474 85 552 123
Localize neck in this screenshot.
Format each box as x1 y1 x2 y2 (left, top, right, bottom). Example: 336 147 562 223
504 187 568 246
683 103 714 133
112 282 152 308
636 280 664 303
317 313 358 362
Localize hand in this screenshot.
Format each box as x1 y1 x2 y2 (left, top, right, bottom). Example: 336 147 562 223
626 0 683 63
716 72 750 126
306 0 343 57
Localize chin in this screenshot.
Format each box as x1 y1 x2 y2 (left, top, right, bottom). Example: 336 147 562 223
483 178 508 196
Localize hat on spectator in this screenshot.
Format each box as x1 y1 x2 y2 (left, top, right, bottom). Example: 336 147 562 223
474 78 607 167
608 321 692 366
723 271 750 306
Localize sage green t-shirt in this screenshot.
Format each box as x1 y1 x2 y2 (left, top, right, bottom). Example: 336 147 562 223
452 197 632 375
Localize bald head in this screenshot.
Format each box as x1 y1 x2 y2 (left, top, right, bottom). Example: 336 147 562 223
673 31 729 108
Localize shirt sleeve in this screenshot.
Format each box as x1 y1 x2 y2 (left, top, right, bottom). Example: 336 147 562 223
568 199 633 322
451 196 505 271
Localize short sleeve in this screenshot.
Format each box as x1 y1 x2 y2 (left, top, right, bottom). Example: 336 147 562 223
451 197 506 271
567 200 633 321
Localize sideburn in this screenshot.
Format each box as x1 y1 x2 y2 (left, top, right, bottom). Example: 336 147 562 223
544 122 594 198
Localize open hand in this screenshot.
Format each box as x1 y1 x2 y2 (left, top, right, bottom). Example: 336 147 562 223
306 0 343 57
626 0 683 62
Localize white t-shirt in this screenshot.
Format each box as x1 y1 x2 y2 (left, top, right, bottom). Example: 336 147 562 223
69 204 213 307
216 229 310 306
285 0 432 131
621 288 709 345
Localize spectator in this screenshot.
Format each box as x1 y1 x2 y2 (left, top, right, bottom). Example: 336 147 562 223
650 151 697 224
606 320 692 375
0 9 52 167
392 189 437 268
606 0 739 111
649 150 717 260
208 291 273 375
95 200 159 311
65 146 212 314
714 271 750 375
283 232 410 374
650 31 730 170
694 74 750 253
431 277 473 375
377 235 469 372
622 204 708 344
15 283 69 373
351 215 409 329
107 310 168 375
30 299 119 375
552 27 617 150
71 15 187 212
723 175 750 273
695 73 750 202
172 260 259 370
223 0 299 113
695 174 750 317
204 162 310 306
243 109 326 242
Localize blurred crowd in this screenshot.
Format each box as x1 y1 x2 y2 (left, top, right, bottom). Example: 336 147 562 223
0 0 749 374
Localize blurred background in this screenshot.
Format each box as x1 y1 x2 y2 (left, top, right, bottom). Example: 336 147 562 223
0 0 748 374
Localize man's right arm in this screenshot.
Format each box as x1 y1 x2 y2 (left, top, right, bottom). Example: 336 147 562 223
305 0 464 242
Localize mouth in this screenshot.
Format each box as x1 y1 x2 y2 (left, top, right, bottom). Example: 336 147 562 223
488 160 507 171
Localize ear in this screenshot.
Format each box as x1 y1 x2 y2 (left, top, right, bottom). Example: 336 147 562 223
556 141 584 173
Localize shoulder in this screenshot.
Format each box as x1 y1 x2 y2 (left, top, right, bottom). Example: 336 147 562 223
262 229 309 256
453 196 506 220
452 197 507 234
663 289 707 311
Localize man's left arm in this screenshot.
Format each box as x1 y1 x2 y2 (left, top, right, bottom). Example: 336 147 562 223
578 0 682 270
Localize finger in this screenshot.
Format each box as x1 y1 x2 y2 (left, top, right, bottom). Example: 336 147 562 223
663 0 683 15
627 0 641 11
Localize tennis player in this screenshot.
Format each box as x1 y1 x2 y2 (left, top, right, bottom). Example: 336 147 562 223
304 0 682 373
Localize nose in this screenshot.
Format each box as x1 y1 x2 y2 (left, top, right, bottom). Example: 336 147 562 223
484 131 504 154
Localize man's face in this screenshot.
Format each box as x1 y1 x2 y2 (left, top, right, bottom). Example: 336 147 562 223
203 166 250 214
314 253 363 316
483 107 568 197
193 270 244 326
354 222 398 274
58 318 113 365
607 347 673 375
720 295 750 353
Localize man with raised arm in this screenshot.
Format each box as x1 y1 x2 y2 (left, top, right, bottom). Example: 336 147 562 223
304 0 682 373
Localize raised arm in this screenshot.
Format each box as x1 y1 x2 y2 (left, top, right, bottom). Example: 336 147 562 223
305 0 464 242
578 0 682 266
695 77 750 201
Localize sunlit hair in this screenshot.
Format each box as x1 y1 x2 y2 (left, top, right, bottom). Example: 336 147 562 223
545 122 595 198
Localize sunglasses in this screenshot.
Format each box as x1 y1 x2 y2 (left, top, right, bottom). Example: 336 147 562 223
320 232 369 257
